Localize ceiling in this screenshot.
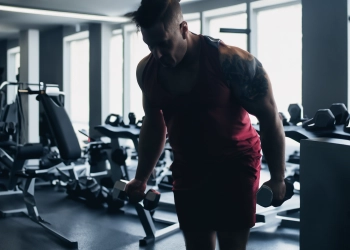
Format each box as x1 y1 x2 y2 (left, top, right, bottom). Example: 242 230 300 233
0 0 206 40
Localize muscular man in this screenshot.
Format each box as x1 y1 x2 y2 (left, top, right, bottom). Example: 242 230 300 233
125 1 286 249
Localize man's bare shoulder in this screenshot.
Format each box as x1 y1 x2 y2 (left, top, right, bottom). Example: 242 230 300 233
136 53 152 87
218 42 254 65
217 42 268 102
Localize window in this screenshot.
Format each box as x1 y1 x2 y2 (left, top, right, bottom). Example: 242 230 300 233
15 52 20 78
63 31 90 147
109 33 123 117
208 14 248 50
129 31 149 122
69 38 90 142
188 19 201 34
256 3 302 116
203 4 248 51
6 47 20 104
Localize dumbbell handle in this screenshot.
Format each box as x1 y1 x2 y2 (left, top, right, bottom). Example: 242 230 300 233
257 178 294 208
113 180 160 210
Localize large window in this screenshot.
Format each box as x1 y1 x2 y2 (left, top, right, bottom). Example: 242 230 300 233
256 3 302 116
109 33 123 117
188 19 201 35
208 13 248 50
70 38 90 141
129 31 149 122
64 32 90 147
6 47 20 104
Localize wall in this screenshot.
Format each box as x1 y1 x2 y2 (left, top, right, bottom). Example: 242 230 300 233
40 26 64 89
302 0 348 117
0 40 7 82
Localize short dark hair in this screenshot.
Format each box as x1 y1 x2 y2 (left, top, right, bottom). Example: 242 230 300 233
125 0 182 30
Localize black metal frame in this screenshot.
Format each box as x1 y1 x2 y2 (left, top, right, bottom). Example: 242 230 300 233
135 204 180 246
0 173 78 248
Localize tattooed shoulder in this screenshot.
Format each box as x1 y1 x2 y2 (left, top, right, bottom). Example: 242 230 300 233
220 47 269 101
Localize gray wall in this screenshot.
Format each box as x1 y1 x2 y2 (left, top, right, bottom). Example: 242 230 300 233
302 0 348 117
0 40 7 82
89 23 112 137
7 39 19 50
40 26 64 89
89 23 103 137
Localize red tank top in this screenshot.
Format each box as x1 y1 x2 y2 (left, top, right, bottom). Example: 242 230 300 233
141 35 261 190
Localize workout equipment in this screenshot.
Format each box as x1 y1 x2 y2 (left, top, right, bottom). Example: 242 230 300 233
57 168 125 210
264 104 350 228
112 180 160 211
288 103 307 125
287 150 300 164
344 116 350 133
257 176 295 207
299 138 350 250
329 103 349 125
158 173 173 190
302 109 335 130
95 120 173 186
105 114 123 127
0 82 78 248
128 112 136 125
112 179 179 246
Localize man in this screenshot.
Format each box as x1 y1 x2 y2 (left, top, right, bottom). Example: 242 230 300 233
125 0 286 249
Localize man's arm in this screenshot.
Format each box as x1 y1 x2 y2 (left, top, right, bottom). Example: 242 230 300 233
219 45 285 183
134 56 167 183
125 56 167 202
134 96 167 182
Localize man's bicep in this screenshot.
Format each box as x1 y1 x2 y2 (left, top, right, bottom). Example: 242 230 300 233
238 75 278 122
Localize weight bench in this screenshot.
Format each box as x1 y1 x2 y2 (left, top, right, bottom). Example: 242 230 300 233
38 93 125 183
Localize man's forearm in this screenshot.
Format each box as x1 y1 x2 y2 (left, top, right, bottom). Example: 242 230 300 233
135 116 167 182
259 118 286 181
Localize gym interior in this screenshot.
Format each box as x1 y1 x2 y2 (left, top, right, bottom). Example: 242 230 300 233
0 0 348 249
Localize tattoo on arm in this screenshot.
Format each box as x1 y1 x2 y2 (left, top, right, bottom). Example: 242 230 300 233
222 54 269 101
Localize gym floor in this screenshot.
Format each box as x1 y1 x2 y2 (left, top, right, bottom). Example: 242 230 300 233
0 142 300 250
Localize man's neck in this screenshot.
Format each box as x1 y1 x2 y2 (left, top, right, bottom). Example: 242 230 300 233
177 32 200 68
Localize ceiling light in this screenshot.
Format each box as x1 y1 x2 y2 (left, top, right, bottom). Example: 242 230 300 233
0 5 130 23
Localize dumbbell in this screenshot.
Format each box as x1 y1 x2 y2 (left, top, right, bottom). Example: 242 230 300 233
112 180 160 211
128 112 136 125
257 177 295 207
302 109 335 130
105 114 123 127
287 150 300 164
329 103 349 125
288 103 307 125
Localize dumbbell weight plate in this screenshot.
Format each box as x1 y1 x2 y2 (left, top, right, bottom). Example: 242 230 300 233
143 189 161 211
257 185 273 208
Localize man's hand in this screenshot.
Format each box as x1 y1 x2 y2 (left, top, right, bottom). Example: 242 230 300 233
262 179 286 207
125 178 147 203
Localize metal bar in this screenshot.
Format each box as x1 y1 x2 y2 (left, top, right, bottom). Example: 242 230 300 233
135 203 156 238
38 221 78 248
154 223 180 238
220 28 251 34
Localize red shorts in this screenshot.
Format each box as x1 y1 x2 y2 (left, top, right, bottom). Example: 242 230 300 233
172 156 261 231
